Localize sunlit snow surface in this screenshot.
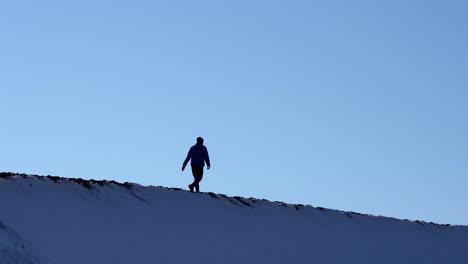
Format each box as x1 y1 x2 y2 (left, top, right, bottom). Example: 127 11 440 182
0 173 467 264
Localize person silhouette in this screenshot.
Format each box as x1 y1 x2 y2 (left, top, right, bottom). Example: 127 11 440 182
182 137 211 192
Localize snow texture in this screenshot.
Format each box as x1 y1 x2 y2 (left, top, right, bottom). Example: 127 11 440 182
0 172 467 264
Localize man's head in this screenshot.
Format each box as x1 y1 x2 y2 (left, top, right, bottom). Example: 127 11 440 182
196 137 204 145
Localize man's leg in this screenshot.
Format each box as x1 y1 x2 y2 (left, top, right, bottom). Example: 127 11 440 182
191 165 204 192
189 166 197 192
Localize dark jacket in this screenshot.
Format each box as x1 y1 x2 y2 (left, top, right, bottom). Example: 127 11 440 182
183 143 211 167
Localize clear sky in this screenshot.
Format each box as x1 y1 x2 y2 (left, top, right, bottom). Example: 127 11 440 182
1 0 467 225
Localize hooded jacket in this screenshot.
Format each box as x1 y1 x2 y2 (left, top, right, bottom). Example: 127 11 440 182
183 143 211 167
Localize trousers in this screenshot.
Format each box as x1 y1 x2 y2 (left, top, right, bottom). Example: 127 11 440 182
190 165 204 192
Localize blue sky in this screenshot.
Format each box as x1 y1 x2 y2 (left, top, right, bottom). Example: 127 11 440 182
1 0 467 225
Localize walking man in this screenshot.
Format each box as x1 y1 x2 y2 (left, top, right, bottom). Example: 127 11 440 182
182 137 211 192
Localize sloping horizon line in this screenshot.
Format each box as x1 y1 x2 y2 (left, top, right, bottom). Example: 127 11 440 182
0 171 464 228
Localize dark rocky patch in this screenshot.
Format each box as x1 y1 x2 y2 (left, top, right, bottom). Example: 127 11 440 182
415 220 424 226
233 196 253 207
0 172 12 179
0 172 137 191
349 211 371 217
219 195 240 206
0 172 27 179
72 178 94 189
247 198 257 203
274 201 288 207
207 192 218 199
122 182 134 189
47 176 61 182
294 204 304 211
429 222 451 227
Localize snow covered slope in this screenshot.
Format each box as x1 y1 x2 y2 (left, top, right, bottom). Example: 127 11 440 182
0 173 467 264
0 221 52 264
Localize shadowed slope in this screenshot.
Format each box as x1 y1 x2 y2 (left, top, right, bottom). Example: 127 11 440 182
0 173 467 264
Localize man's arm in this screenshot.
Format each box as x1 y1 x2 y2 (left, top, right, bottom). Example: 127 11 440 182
204 147 211 169
182 148 192 171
